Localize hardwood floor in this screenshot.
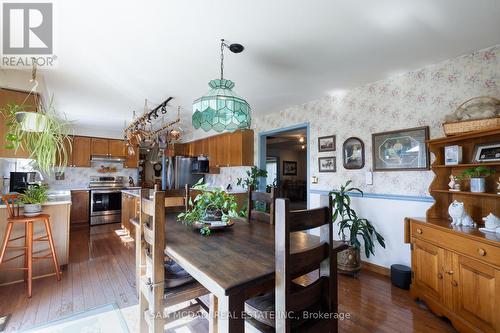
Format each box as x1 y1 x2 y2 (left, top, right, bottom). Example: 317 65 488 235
0 224 456 332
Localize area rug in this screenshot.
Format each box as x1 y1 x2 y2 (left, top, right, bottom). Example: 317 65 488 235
21 304 129 333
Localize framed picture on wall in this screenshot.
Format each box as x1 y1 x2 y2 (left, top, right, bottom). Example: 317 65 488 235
318 135 336 152
372 126 430 171
343 137 365 169
283 161 297 176
318 157 336 172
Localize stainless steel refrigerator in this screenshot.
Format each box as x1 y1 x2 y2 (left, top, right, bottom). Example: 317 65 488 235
170 156 204 189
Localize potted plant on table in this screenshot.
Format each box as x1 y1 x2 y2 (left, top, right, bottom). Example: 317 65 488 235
458 166 493 193
177 180 239 236
19 185 49 216
330 181 385 275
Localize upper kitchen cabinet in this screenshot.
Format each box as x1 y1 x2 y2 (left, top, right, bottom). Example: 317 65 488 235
0 88 39 159
91 138 126 157
228 130 253 166
72 136 92 167
124 146 139 168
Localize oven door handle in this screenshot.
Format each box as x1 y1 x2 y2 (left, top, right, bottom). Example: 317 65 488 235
91 190 123 194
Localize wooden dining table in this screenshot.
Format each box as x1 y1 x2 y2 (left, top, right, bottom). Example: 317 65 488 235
165 215 345 333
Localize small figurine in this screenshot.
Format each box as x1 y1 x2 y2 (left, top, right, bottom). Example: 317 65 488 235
448 200 475 227
448 175 460 191
483 213 500 231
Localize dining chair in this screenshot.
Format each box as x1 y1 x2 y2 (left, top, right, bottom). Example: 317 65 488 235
247 185 277 224
245 197 347 332
138 190 209 333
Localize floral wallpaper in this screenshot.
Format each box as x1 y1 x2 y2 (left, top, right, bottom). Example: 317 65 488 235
255 44 500 196
208 44 500 197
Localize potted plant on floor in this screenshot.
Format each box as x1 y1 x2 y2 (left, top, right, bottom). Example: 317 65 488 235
19 185 49 216
177 180 239 235
458 166 493 193
330 181 385 275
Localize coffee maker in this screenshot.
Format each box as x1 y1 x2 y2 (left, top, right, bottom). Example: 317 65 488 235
9 172 37 193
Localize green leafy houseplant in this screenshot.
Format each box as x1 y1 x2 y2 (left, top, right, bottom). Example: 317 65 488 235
177 180 239 236
330 181 385 273
2 99 71 174
19 185 49 205
237 166 268 189
457 166 493 193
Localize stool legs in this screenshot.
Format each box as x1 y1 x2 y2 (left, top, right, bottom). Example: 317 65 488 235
27 221 33 297
0 222 14 264
43 217 61 281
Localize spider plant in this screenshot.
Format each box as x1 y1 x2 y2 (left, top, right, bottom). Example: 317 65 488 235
2 97 71 174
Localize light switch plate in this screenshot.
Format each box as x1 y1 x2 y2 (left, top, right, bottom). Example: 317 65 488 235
365 171 373 185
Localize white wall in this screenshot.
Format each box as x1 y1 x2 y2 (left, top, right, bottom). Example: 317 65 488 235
310 193 431 268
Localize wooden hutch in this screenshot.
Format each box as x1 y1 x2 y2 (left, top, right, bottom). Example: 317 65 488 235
405 128 500 333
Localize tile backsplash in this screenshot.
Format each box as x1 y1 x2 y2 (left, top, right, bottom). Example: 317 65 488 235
46 162 138 190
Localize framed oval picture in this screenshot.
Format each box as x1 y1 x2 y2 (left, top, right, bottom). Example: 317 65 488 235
343 137 365 169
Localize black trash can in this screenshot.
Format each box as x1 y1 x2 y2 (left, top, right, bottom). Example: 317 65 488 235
390 264 411 290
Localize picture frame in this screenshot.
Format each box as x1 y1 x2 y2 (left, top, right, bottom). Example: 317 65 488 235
444 145 463 165
472 142 500 162
318 135 336 152
283 160 297 176
343 137 365 169
318 156 336 172
372 126 430 171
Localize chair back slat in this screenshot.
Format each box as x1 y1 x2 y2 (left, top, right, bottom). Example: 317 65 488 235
275 196 340 333
247 185 276 224
1 194 19 219
289 242 329 277
165 184 189 211
289 207 329 232
288 276 328 313
141 198 155 217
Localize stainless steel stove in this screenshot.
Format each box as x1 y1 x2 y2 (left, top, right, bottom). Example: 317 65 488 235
89 176 124 226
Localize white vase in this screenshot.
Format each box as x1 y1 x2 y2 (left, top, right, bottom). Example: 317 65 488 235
470 178 485 193
24 204 42 215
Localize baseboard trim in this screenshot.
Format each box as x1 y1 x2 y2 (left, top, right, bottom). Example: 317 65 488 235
361 261 390 277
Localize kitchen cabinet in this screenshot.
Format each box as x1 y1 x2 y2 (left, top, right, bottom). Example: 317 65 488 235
58 136 73 167
108 139 126 157
72 136 92 167
121 192 139 234
125 146 139 168
70 190 90 229
91 138 126 157
91 138 109 155
228 130 254 166
0 88 39 158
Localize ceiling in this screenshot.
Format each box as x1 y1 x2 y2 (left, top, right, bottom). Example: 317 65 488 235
39 0 500 132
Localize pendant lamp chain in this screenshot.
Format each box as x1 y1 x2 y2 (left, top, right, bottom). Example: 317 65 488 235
220 39 225 80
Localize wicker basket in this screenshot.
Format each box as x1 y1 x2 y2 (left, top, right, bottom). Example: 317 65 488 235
443 96 500 136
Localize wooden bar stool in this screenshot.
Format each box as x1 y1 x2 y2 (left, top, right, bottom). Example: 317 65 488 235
0 194 61 297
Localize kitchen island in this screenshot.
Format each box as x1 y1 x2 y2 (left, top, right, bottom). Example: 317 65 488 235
0 196 71 285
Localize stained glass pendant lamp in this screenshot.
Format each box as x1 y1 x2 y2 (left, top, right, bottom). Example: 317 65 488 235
192 39 251 132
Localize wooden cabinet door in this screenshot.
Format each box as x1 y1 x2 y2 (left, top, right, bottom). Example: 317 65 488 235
125 146 138 168
0 89 38 158
452 254 500 333
73 136 91 167
215 133 230 167
70 190 89 228
108 139 126 157
91 138 109 155
56 136 73 167
208 137 217 165
412 238 445 303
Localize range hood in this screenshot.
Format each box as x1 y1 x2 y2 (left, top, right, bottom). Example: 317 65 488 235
91 155 126 163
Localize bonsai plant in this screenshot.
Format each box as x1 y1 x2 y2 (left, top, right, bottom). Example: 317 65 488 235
330 180 385 274
19 185 48 215
458 166 493 193
177 180 239 235
2 98 71 174
236 166 268 190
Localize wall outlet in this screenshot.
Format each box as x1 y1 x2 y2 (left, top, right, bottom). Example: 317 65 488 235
311 176 319 184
